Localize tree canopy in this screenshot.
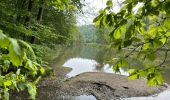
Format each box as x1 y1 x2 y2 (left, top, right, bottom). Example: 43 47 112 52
0 0 82 99
94 0 170 86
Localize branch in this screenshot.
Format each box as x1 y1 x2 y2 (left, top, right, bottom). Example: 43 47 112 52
157 48 170 67
125 42 144 58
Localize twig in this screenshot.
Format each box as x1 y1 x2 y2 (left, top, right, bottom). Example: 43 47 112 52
157 48 170 67
125 42 144 58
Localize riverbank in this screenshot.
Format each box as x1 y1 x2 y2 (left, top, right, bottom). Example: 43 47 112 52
10 44 170 100
11 67 169 100
37 67 169 100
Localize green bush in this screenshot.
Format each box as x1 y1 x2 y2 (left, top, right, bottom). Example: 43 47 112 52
0 30 44 100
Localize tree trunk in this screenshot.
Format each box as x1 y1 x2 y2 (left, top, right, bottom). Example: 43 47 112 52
31 0 44 44
37 7 44 21
16 0 26 23
25 0 33 23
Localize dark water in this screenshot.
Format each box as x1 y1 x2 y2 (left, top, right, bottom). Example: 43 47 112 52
51 44 170 100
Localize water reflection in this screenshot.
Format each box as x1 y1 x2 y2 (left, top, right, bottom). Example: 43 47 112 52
63 58 97 77
69 95 96 100
63 57 129 77
124 89 170 100
50 44 170 100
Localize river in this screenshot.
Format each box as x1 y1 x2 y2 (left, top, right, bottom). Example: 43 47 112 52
50 44 170 100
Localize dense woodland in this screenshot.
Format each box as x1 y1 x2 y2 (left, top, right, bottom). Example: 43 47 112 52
78 25 110 44
0 0 84 99
0 0 170 99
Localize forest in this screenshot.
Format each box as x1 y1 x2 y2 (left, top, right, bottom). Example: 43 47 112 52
0 0 170 100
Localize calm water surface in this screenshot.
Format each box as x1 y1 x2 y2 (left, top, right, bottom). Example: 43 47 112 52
63 58 128 77
51 44 170 100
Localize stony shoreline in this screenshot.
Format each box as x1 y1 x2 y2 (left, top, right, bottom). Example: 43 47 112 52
11 67 170 100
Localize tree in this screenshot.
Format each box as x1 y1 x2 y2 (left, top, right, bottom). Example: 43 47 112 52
0 0 81 44
94 0 170 86
0 0 82 99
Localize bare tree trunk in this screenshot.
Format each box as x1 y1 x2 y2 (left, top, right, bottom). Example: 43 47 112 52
31 0 44 43
37 6 44 21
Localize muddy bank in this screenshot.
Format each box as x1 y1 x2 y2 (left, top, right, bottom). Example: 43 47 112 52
11 67 169 100
62 72 169 100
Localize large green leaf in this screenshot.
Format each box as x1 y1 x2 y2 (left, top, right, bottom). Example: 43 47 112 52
114 27 122 39
3 89 9 100
8 38 23 66
0 30 10 48
114 25 126 39
165 32 170 37
18 40 36 60
26 82 37 100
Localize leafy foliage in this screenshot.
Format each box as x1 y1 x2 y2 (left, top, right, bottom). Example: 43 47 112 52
94 0 170 86
0 0 83 99
0 0 81 45
78 25 111 44
0 30 44 100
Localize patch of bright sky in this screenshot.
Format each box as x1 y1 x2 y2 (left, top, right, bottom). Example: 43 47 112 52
77 0 143 25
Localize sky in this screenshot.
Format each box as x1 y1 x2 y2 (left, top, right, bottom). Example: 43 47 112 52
77 0 143 25
77 0 122 25
77 0 107 25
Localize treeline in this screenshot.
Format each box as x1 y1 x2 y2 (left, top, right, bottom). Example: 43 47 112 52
0 0 83 99
0 0 83 63
0 0 82 45
78 24 111 44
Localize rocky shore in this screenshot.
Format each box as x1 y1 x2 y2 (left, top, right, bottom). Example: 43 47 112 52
11 67 170 100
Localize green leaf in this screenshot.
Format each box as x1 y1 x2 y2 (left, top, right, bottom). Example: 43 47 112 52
16 69 21 75
128 69 137 74
128 73 139 80
18 82 26 91
114 28 122 39
25 59 34 70
18 40 36 60
132 37 141 42
114 25 126 39
26 82 37 100
0 30 10 48
147 53 156 61
163 19 170 29
159 37 167 44
8 38 23 66
156 73 164 85
40 67 45 74
164 2 170 14
93 14 103 23
165 32 170 37
147 26 157 36
124 40 132 47
119 58 128 67
153 39 162 48
4 80 12 87
143 43 150 50
112 64 120 73
3 89 9 100
106 0 113 7
151 0 159 7
147 76 157 86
